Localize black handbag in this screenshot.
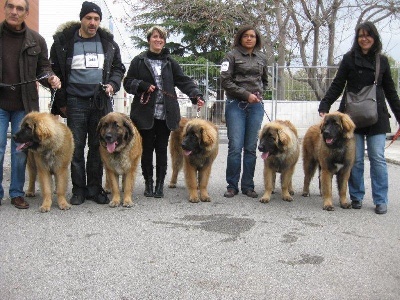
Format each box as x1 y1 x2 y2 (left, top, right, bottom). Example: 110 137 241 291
345 54 380 128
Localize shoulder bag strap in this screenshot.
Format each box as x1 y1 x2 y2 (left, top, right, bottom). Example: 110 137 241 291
374 53 380 84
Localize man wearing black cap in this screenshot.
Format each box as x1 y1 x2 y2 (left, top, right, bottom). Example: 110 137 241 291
50 1 125 205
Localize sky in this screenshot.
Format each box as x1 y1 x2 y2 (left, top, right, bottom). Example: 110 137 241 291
38 0 400 64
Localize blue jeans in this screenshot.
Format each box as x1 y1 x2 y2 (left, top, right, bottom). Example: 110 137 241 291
67 97 105 197
0 109 26 199
225 99 264 193
349 133 388 205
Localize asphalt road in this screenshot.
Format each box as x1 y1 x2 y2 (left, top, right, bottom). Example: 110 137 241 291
1 140 400 300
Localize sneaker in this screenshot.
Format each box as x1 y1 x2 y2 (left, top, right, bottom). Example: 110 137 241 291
70 194 85 205
11 196 29 209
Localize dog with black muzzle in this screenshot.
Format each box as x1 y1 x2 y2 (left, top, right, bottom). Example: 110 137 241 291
168 118 218 203
302 112 356 211
97 112 142 207
258 120 300 203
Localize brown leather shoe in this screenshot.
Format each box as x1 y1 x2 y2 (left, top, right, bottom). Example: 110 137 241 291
224 188 238 198
11 196 29 209
243 189 258 198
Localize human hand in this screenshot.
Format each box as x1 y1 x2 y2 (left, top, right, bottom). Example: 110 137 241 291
48 75 61 89
196 96 205 108
247 93 260 103
319 112 326 118
59 106 67 117
104 84 114 96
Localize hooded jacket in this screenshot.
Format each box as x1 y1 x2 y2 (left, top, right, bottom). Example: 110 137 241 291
319 50 400 135
0 21 53 113
123 49 202 131
49 21 125 116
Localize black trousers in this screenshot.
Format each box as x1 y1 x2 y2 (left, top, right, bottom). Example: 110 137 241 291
139 119 171 173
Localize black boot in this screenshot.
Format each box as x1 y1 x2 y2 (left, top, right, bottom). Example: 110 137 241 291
142 166 154 197
154 165 167 198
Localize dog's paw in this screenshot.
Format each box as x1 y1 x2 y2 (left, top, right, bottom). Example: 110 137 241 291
168 183 177 188
282 195 294 202
39 205 51 213
340 202 352 209
323 205 335 211
25 191 36 197
109 200 120 208
59 202 71 211
122 200 133 208
200 196 211 202
302 192 310 197
260 197 270 203
189 197 200 203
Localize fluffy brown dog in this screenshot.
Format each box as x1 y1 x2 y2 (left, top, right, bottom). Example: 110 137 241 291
97 112 142 207
13 112 74 212
257 120 300 203
302 112 356 211
169 118 219 203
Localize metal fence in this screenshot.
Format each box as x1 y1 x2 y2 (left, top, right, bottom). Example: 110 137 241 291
38 63 400 130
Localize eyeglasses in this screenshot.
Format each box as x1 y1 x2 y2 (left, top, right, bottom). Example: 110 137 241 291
358 34 372 40
242 34 256 39
5 3 26 13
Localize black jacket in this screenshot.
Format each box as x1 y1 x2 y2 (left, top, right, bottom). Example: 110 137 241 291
49 22 125 116
319 50 400 135
123 49 202 131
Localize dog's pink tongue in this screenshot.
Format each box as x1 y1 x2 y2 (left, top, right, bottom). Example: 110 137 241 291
184 150 192 156
16 143 27 151
326 138 334 145
261 152 269 160
107 142 117 153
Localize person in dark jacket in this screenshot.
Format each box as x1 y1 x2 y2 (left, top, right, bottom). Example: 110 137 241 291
123 25 204 198
220 25 268 199
319 21 400 215
50 1 125 205
0 0 61 209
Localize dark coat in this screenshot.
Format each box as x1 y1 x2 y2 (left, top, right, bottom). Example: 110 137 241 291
123 49 202 131
0 21 53 113
319 50 400 135
49 22 125 116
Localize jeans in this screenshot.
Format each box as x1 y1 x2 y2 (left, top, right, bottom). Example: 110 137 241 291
67 97 104 197
0 109 26 199
349 133 388 205
225 99 264 193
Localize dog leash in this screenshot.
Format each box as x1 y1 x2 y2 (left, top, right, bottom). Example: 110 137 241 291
238 92 271 122
140 87 203 117
385 127 400 149
0 73 51 90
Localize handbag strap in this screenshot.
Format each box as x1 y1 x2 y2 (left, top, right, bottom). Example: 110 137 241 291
374 53 380 84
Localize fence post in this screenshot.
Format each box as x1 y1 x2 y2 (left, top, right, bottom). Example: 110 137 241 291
205 61 209 120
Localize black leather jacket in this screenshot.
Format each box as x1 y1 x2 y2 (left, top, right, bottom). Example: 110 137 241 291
220 45 268 101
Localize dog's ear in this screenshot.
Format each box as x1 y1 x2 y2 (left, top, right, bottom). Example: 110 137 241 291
341 113 356 139
96 117 104 137
123 115 135 141
35 117 52 141
276 129 288 149
201 125 217 147
319 115 327 133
